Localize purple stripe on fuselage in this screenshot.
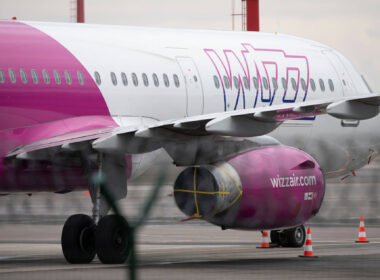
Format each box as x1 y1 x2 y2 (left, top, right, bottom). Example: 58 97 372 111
0 21 117 186
0 21 112 131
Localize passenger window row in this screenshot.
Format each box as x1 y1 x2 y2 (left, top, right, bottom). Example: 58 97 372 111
0 68 84 85
94 71 181 88
213 75 336 93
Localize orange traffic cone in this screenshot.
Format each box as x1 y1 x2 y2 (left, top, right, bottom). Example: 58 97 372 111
257 231 270 248
355 216 369 243
299 227 317 258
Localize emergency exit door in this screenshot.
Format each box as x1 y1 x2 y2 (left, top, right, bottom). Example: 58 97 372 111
176 57 204 116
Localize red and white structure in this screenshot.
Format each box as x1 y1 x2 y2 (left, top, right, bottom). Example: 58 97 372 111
300 227 316 257
245 0 259 31
355 216 369 243
70 0 85 23
258 231 270 248
232 0 259 31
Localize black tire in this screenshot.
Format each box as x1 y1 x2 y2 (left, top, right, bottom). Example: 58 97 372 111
284 225 306 248
270 230 280 245
95 215 129 264
61 214 96 264
278 231 289 247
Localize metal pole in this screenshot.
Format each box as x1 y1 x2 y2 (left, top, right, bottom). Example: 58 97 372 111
231 0 235 31
77 0 85 23
246 0 259 31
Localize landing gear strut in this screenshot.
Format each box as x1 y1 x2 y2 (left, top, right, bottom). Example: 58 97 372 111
270 225 306 248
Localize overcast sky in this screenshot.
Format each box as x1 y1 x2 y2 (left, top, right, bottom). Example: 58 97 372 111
1 0 379 91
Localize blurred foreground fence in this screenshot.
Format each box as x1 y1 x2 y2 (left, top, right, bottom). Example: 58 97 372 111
1 159 380 225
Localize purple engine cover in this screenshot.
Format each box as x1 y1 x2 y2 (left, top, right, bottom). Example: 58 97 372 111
214 146 325 230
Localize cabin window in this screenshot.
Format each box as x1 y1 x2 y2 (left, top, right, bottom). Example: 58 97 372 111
173 74 180 87
263 77 268 90
291 78 297 90
54 70 61 84
213 75 220 89
243 76 249 89
110 72 117 86
310 79 316 91
9 69 16 83
328 79 334 91
223 76 230 89
31 69 38 84
0 69 4 83
319 79 325 91
233 76 239 89
20 69 27 84
42 70 50 84
272 77 278 90
65 70 72 85
94 71 101 85
152 73 159 87
342 79 346 86
301 78 306 91
142 73 149 87
77 71 84 85
132 73 138 86
193 75 198 82
282 77 287 90
253 77 258 90
163 74 169 87
121 72 128 86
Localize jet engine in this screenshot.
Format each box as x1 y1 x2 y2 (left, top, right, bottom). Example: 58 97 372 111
174 146 325 230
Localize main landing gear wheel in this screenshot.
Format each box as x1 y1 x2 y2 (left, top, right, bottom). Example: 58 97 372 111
285 225 306 247
270 230 280 245
270 225 306 248
61 214 96 264
95 214 129 264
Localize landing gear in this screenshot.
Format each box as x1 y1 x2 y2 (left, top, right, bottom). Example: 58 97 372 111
95 215 129 264
270 230 280 245
61 214 130 264
61 152 129 264
61 214 96 264
270 225 306 248
285 225 306 247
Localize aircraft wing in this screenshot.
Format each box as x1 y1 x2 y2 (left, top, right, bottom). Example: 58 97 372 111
6 93 380 165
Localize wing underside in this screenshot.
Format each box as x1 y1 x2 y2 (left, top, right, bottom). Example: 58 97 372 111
6 93 380 166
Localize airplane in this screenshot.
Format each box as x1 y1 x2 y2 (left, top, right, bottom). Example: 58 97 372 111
0 19 379 264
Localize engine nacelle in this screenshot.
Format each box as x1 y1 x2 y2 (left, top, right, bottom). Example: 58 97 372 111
174 146 325 230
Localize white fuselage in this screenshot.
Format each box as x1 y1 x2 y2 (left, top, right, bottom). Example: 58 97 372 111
2 21 379 181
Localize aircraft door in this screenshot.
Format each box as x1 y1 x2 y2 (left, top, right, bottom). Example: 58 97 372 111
176 57 204 116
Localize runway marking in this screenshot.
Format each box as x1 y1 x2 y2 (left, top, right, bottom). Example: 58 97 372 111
1 242 380 274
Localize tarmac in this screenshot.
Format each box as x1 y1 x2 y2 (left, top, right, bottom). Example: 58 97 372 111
1 158 380 279
0 223 379 279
